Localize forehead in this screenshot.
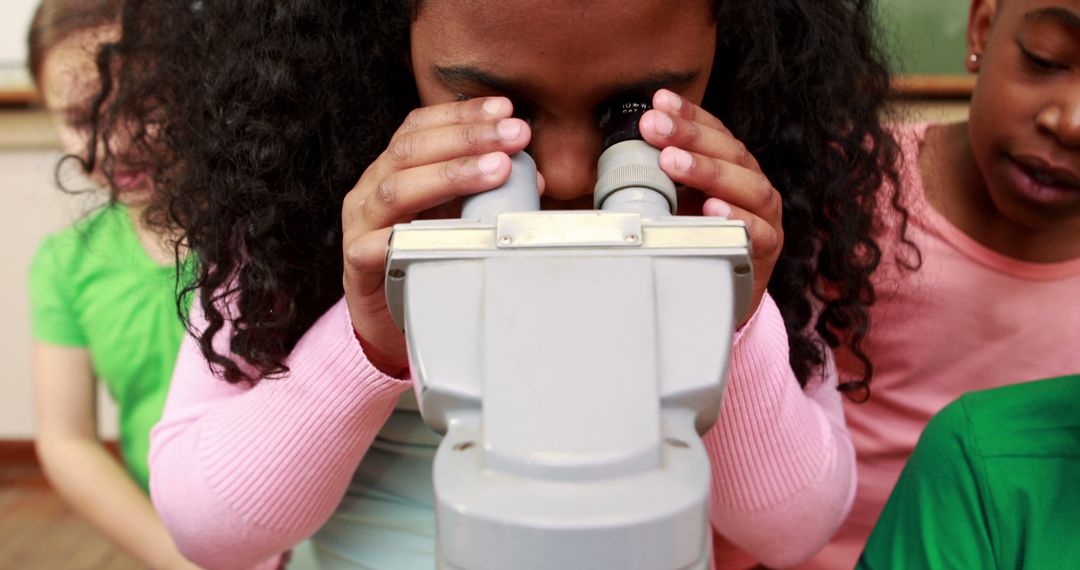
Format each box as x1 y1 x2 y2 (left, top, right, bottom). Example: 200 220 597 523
40 25 119 110
999 0 1080 24
417 0 710 31
412 0 715 97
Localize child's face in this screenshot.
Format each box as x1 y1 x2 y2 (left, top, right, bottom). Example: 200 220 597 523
41 24 151 202
410 0 716 209
967 0 1080 228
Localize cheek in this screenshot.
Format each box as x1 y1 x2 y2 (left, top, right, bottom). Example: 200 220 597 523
54 122 88 159
968 70 1025 156
969 55 1044 132
106 129 132 158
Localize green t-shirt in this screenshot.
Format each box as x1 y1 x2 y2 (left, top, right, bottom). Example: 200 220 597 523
29 204 190 492
858 374 1080 569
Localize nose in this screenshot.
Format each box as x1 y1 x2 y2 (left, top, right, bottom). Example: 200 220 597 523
529 121 602 209
1036 85 1080 148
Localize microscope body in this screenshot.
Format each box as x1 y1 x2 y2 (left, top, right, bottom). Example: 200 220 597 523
385 133 752 569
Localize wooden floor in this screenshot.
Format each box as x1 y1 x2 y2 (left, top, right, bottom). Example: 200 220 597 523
0 443 140 570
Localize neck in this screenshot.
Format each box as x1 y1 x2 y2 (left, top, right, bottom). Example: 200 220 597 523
124 203 184 266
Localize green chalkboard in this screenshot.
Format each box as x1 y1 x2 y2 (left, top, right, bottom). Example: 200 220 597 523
876 1 970 76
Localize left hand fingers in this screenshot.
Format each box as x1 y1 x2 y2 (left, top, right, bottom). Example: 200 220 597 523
640 89 761 173
652 88 729 136
658 144 784 326
702 196 784 327
640 89 783 325
702 197 783 263
658 146 781 222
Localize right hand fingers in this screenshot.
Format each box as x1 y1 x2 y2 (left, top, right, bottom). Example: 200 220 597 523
344 227 394 297
344 150 516 235
371 96 525 182
342 226 410 373
382 115 529 172
396 96 514 137
345 101 531 234
342 98 532 371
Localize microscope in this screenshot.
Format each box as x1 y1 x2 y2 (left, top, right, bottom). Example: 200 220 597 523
384 99 753 570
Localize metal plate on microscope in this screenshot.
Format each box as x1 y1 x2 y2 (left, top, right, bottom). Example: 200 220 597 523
642 225 749 249
496 212 643 248
391 228 496 251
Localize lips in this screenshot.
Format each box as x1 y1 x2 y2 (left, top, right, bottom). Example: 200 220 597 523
1005 155 1080 207
113 169 149 190
1011 155 1080 189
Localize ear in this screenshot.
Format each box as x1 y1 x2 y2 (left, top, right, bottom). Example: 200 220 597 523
966 0 997 72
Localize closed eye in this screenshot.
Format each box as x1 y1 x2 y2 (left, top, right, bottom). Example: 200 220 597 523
1019 45 1069 73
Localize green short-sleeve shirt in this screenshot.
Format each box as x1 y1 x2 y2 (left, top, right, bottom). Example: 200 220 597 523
29 204 190 492
858 374 1080 569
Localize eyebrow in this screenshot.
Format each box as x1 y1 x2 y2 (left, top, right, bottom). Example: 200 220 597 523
1023 6 1080 30
433 65 701 99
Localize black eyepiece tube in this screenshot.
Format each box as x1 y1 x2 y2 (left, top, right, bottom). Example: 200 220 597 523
599 99 652 150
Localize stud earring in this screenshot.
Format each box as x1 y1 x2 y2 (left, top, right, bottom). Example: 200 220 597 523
969 53 980 65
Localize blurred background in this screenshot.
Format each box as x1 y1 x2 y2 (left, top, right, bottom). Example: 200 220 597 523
2 0 119 445
2 2 127 566
0 0 974 451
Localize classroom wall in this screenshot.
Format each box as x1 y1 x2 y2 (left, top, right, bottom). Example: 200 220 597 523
875 0 969 76
0 109 118 439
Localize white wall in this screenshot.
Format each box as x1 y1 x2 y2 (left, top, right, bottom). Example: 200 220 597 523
0 110 118 439
0 0 36 65
0 0 37 92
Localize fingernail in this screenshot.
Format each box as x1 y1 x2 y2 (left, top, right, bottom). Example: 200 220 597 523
482 98 506 117
656 89 682 111
669 148 693 172
497 119 522 141
478 152 503 175
705 198 732 218
651 112 674 136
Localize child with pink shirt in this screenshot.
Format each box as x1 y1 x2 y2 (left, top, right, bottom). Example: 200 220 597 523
91 1 906 568
807 0 1080 567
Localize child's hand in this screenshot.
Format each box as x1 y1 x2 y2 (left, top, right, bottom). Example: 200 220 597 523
640 89 784 327
342 98 532 375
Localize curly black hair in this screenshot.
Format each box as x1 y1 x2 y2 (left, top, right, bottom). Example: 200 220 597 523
97 0 901 397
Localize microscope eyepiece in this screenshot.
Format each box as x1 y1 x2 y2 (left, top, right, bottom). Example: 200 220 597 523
599 99 651 150
594 96 676 215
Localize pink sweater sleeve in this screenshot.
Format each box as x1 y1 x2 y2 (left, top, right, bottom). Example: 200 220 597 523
149 297 410 570
705 293 856 568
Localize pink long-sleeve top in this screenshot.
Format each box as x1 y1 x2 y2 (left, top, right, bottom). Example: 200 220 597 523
802 123 1080 569
150 289 855 570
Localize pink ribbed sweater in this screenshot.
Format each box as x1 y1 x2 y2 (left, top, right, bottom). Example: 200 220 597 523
802 123 1080 569
150 292 855 570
